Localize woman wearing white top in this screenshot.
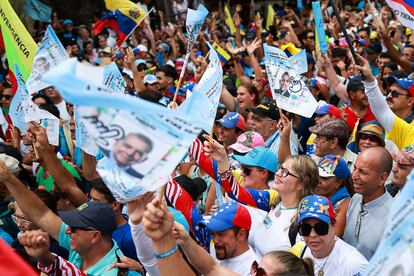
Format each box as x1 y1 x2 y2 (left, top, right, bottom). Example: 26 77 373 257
204 138 319 257
293 195 368 276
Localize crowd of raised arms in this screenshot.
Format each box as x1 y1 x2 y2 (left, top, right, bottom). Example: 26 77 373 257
0 0 413 275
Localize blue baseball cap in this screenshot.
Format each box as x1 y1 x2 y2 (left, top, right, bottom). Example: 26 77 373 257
317 155 350 180
203 202 251 231
386 76 414 90
233 146 278 173
180 81 195 92
64 19 74 26
297 195 336 224
314 104 342 118
135 59 146 67
168 207 189 233
216 112 246 131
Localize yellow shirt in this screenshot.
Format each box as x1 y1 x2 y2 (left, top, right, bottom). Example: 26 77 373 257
388 116 414 150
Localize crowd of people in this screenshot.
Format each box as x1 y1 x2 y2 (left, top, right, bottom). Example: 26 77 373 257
0 0 413 275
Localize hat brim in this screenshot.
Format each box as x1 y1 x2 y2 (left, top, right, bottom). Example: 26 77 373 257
356 131 385 147
215 120 235 129
297 213 331 224
314 109 329 115
229 143 251 153
386 76 411 90
232 154 256 167
318 167 335 178
202 218 233 232
58 210 92 229
251 108 276 120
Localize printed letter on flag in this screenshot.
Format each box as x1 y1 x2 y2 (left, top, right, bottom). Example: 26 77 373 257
26 25 69 93
264 44 317 118
385 0 414 30
0 0 38 80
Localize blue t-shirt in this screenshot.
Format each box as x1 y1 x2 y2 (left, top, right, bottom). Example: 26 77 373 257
112 222 138 261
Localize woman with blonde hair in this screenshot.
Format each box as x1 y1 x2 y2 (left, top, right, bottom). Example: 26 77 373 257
204 138 319 257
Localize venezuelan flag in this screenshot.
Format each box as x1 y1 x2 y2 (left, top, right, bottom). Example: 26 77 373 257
0 0 38 88
94 0 147 47
212 42 231 66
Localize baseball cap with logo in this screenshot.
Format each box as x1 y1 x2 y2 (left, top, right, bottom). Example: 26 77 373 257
143 74 157 85
250 100 280 120
203 202 251 231
229 131 265 153
391 144 414 166
233 146 278 173
216 112 246 131
317 155 350 180
58 201 117 235
137 44 148 53
297 195 336 224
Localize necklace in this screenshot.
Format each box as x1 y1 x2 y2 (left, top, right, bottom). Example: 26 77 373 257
316 255 330 276
274 203 298 217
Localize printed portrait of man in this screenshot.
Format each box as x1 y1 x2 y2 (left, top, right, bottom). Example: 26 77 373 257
111 133 153 178
34 56 50 75
275 71 291 97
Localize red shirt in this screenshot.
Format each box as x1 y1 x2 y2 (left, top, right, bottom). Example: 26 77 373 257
344 105 376 131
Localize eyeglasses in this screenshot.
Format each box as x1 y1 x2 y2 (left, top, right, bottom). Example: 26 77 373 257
11 214 31 226
224 63 235 69
243 167 264 176
386 89 410 98
1 95 12 100
137 65 147 71
298 222 329 236
307 36 315 40
277 166 299 178
250 261 266 276
359 133 380 143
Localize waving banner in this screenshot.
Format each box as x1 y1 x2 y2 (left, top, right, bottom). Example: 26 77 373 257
186 4 208 47
27 25 69 93
363 171 414 275
312 1 328 54
102 62 126 94
385 0 414 30
9 64 30 133
179 43 223 132
264 44 318 118
25 102 60 146
43 59 203 202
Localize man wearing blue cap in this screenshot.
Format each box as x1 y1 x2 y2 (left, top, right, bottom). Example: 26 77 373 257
203 202 260 276
216 112 245 153
0 160 138 275
386 76 414 124
356 54 414 149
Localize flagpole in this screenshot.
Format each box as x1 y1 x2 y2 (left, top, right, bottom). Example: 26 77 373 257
112 7 155 57
172 49 191 104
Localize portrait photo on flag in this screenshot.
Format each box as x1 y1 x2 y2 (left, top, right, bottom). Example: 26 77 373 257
264 44 317 118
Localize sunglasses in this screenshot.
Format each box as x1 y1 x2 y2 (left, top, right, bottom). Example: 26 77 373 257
387 89 410 98
137 65 147 71
243 167 264 176
250 261 266 276
298 221 329 236
224 63 235 69
307 36 315 40
359 133 380 143
1 95 12 100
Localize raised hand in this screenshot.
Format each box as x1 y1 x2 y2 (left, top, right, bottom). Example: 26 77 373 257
18 230 51 259
246 38 262 56
142 198 174 241
202 134 227 162
128 191 156 225
352 54 375 82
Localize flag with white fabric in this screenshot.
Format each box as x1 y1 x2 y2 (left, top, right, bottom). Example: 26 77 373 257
9 64 31 133
179 43 222 132
26 25 69 94
102 62 126 94
385 0 414 30
25 101 60 146
43 58 203 202
264 44 317 118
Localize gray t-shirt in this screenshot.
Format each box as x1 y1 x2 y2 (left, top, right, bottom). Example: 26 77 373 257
343 191 394 260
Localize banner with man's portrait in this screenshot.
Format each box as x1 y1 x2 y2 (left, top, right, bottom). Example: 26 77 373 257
264 45 317 118
26 25 69 94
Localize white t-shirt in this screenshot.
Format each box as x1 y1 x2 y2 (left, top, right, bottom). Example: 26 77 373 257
302 238 368 276
213 247 260 276
55 100 71 121
248 204 300 258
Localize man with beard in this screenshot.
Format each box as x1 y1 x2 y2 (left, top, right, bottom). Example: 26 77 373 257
204 202 260 276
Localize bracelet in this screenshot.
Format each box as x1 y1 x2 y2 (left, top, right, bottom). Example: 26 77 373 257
154 244 179 259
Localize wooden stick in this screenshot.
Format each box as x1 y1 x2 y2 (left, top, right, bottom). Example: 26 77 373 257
158 184 166 202
172 51 191 104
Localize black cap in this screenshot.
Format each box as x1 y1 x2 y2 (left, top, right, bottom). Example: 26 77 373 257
347 79 365 92
250 100 280 121
58 201 117 235
175 175 207 201
0 143 22 163
365 41 382 54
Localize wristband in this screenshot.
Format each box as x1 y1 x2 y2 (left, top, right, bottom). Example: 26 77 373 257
154 244 179 259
